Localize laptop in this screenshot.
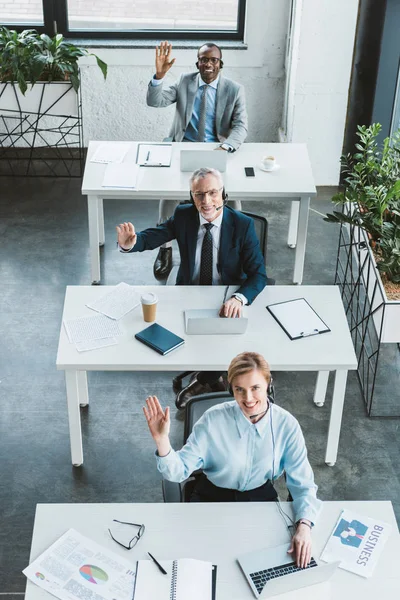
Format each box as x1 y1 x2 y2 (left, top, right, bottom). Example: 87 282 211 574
184 309 248 334
237 543 339 598
180 149 228 172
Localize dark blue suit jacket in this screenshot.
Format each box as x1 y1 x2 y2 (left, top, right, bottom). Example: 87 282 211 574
130 205 267 304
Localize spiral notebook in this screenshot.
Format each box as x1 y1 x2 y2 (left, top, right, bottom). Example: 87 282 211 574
133 558 217 600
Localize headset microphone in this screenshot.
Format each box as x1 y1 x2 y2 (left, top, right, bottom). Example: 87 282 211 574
249 409 268 420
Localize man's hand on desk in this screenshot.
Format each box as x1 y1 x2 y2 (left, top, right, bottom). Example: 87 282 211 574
116 222 137 251
143 396 171 457
288 522 312 569
155 40 176 80
219 297 242 319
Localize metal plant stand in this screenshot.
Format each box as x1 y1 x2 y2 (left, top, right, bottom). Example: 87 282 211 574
334 216 400 417
0 81 83 177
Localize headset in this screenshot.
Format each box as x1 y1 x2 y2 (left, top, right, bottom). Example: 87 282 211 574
196 43 224 71
189 187 228 211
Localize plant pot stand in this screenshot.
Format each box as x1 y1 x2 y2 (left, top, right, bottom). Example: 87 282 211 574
0 81 83 177
334 218 400 416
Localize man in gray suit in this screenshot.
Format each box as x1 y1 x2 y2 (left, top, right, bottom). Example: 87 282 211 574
147 41 248 279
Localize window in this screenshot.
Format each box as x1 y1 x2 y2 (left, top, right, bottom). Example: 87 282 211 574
3 0 246 41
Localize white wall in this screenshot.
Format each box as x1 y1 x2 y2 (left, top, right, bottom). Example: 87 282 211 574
290 0 359 184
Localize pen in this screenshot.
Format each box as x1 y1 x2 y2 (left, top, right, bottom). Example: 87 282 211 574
148 552 167 575
146 151 150 162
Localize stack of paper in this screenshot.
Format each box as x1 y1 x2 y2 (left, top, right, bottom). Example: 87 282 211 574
64 314 121 352
90 142 130 164
102 163 139 189
86 282 140 320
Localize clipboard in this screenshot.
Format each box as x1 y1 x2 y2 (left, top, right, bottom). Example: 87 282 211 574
266 298 331 340
136 143 172 167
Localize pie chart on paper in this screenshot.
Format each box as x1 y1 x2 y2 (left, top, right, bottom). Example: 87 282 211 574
79 564 108 585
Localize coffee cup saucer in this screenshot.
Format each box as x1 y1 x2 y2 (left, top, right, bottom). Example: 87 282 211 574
259 163 280 172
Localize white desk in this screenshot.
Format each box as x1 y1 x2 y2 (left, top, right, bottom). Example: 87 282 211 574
81 141 316 284
25 501 400 600
57 285 357 467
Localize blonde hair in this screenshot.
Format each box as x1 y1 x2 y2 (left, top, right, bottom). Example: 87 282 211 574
228 352 271 387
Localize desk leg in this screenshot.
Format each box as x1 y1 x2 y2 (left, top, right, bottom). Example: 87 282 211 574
313 371 329 407
65 370 84 467
98 198 105 247
78 371 89 407
287 201 299 248
293 196 310 284
88 195 101 284
325 369 348 467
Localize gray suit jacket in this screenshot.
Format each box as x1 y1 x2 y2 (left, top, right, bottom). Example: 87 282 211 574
146 72 248 150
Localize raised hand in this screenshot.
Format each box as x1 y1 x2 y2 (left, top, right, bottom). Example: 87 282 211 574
155 41 176 79
143 396 171 443
116 222 137 250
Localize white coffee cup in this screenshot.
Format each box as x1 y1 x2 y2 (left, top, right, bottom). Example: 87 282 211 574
140 292 158 322
262 155 276 171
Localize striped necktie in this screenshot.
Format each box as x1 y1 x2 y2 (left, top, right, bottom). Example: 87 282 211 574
197 85 209 142
199 223 214 285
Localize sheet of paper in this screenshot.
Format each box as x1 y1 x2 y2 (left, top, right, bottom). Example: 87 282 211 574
320 509 392 578
102 163 139 188
86 282 140 320
75 337 118 352
23 528 136 600
137 143 172 166
90 142 130 164
64 314 121 345
267 298 329 339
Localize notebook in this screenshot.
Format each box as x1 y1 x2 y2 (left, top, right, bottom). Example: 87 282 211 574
134 323 185 355
133 558 217 600
266 298 330 340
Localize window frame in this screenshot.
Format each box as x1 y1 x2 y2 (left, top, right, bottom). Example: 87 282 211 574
4 0 247 42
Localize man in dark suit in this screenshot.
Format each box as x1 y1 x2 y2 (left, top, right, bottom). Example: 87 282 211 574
117 168 267 408
147 41 248 280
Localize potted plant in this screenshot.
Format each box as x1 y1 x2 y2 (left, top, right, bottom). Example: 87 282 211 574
0 27 107 176
325 123 400 343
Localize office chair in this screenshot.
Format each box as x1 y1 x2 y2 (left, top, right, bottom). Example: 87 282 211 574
162 390 293 503
171 211 274 394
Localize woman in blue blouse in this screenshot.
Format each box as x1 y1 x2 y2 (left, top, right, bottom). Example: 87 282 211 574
143 352 322 567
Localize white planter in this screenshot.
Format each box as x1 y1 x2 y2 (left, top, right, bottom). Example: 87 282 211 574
350 224 400 344
0 81 79 148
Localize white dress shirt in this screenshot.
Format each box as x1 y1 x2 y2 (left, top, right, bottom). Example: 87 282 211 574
156 401 322 524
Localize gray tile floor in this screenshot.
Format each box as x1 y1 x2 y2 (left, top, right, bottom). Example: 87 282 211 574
0 179 399 596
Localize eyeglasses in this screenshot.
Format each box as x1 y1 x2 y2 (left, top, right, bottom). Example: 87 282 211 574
198 57 221 65
108 520 145 550
192 186 223 201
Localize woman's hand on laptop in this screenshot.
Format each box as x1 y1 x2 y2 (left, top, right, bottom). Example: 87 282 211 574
288 522 312 568
220 297 242 318
116 222 137 250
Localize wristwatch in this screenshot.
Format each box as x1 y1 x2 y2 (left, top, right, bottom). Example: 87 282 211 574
220 143 234 153
296 519 313 529
232 294 244 305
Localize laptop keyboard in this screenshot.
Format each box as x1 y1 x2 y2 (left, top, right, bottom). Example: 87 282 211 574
250 558 318 595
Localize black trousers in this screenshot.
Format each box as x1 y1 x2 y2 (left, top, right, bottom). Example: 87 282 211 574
196 371 224 386
190 473 278 503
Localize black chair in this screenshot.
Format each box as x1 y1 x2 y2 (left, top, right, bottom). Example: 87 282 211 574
162 391 292 503
172 211 274 395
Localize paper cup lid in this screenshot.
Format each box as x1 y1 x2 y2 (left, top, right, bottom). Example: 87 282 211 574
141 292 158 305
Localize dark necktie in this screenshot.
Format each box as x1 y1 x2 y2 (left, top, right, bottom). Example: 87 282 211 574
199 223 214 285
197 85 209 142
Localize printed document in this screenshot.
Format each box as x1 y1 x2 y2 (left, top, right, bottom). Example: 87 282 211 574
90 142 130 164
102 163 139 189
320 509 392 577
75 337 118 352
23 528 136 600
86 282 140 320
64 314 122 345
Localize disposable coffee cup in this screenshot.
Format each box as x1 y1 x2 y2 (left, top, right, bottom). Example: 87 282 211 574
262 155 276 170
140 292 158 322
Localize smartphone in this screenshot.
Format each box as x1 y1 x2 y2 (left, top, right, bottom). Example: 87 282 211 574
245 167 255 177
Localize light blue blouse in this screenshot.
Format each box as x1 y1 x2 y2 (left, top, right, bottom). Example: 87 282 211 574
156 401 322 524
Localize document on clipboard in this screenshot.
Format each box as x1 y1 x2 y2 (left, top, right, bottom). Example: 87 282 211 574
136 143 172 166
266 298 331 340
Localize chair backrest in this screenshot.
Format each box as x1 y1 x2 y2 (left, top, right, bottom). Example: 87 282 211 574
184 391 232 442
241 211 268 264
